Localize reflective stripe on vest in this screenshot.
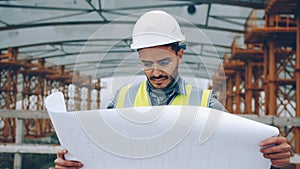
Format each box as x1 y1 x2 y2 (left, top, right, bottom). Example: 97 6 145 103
116 84 133 108
115 81 211 108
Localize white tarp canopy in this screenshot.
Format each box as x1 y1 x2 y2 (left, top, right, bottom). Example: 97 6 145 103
0 0 258 79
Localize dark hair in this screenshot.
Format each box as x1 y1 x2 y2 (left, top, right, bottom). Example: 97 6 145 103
137 42 186 54
162 42 186 54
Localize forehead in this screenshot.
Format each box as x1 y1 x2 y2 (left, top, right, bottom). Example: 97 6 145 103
138 46 176 60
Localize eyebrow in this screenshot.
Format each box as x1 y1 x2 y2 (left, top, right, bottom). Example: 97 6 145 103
140 57 171 63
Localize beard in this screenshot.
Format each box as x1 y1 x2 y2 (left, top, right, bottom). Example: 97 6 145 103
150 75 168 81
147 65 179 88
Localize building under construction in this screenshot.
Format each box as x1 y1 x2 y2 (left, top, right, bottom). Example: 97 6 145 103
0 0 299 168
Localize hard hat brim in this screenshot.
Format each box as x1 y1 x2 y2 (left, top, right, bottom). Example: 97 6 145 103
131 33 185 50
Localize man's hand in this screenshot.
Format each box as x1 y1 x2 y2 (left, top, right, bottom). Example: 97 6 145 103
260 136 291 168
54 149 83 169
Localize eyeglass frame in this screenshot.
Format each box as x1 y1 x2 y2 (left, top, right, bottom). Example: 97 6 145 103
139 56 178 72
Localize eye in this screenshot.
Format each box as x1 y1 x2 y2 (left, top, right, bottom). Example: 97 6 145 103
142 62 153 67
158 60 170 66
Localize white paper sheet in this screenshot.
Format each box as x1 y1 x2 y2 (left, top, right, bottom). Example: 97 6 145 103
45 92 279 169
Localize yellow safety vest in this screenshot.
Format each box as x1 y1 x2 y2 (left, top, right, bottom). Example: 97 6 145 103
116 81 211 108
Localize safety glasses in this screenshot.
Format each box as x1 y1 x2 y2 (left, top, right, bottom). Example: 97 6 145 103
140 57 175 72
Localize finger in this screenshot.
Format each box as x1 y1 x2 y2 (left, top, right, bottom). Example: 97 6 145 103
270 158 291 168
55 164 82 169
54 158 83 168
260 143 291 154
263 151 291 160
57 149 68 160
260 136 287 147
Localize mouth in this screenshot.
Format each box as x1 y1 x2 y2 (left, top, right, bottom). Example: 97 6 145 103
150 76 168 85
152 78 164 84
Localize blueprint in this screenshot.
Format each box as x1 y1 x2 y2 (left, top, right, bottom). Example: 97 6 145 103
45 92 279 169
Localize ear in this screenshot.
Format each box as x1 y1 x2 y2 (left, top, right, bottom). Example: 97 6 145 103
177 49 184 64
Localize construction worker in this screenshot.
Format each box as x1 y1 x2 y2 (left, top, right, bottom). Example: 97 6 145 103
54 10 291 169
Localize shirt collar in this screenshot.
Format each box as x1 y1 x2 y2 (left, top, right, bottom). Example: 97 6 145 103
176 76 186 95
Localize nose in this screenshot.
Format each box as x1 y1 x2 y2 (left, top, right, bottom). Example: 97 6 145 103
152 64 162 76
152 63 159 69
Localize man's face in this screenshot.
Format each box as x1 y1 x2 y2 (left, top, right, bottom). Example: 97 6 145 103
139 46 183 89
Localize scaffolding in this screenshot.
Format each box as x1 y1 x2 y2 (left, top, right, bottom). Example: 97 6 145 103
214 0 299 168
231 37 265 115
0 47 103 143
223 54 245 114
0 47 23 142
211 64 227 106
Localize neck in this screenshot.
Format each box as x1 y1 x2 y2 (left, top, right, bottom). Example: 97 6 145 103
146 76 180 106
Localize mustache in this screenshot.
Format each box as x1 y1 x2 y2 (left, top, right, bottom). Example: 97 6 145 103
150 75 168 80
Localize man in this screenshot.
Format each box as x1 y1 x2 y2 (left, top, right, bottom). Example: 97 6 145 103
54 10 291 169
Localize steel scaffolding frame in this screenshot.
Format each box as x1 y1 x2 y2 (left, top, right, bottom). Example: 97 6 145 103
0 48 102 142
215 1 299 168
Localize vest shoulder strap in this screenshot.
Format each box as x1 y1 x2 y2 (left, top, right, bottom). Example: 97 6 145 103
200 89 212 107
134 81 150 107
188 87 211 107
116 81 212 108
115 84 133 108
171 84 192 105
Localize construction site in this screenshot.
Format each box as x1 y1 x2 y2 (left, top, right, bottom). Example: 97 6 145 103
0 0 299 168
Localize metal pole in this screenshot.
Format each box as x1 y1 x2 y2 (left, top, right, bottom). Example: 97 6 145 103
295 2 300 169
13 118 24 169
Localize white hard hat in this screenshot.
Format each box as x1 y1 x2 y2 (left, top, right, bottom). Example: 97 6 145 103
130 10 185 50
